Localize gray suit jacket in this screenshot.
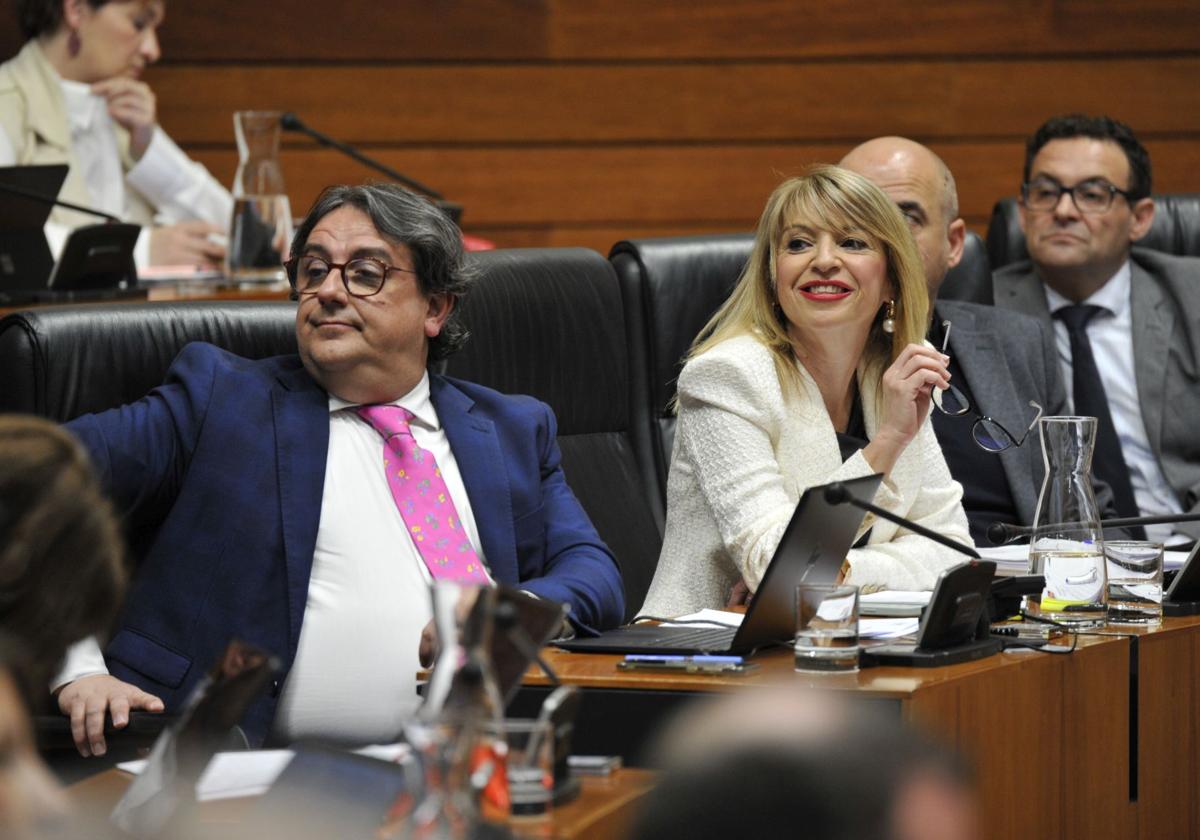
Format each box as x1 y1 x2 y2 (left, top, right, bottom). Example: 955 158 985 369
993 248 1200 538
935 300 1066 528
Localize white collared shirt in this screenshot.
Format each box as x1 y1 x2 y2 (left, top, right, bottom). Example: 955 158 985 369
272 372 489 743
57 372 491 745
1044 262 1185 543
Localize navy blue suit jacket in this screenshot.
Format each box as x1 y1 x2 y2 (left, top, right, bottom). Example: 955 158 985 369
67 343 624 744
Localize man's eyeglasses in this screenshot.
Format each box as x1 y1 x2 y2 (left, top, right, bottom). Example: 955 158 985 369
1021 177 1133 215
933 321 1043 452
284 255 416 298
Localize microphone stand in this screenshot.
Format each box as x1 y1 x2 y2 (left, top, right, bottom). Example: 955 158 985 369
0 181 122 223
824 482 981 559
987 512 1200 546
280 112 464 224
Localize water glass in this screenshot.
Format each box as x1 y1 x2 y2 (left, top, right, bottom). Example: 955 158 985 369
1104 540 1164 626
794 583 860 673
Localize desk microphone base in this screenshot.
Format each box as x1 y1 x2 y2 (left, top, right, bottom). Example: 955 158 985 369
1163 601 1200 617
861 638 1003 668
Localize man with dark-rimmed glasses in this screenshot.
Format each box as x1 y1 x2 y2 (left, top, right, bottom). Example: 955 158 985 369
53 183 624 757
994 114 1200 547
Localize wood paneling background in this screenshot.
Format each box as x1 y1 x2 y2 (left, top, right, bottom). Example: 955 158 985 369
8 0 1198 252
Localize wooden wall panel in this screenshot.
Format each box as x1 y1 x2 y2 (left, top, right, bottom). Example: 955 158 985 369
186 139 1200 247
9 0 1191 62
150 58 1200 145
4 1 1199 252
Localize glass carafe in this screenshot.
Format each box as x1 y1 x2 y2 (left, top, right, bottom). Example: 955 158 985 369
226 111 292 284
1029 416 1107 627
387 583 503 839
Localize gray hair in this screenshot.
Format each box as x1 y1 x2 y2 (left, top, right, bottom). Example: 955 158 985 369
289 183 472 361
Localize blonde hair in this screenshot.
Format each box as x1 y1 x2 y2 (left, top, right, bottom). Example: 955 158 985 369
688 165 929 398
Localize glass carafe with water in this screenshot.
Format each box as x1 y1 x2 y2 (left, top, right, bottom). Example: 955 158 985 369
227 111 292 283
1029 416 1107 627
386 583 503 839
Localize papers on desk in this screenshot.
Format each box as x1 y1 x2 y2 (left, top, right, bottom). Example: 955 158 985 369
979 545 1190 573
860 590 930 617
977 545 1034 575
665 607 916 639
117 743 411 802
663 609 742 628
859 618 920 639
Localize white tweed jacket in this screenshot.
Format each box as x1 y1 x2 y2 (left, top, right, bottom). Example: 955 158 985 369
640 333 972 618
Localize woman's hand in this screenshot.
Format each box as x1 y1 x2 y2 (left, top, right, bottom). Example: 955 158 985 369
92 78 158 160
862 343 950 476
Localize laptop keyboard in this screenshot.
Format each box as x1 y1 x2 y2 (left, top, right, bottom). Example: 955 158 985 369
650 626 737 650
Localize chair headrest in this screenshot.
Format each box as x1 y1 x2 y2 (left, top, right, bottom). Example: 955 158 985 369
443 248 629 435
611 234 754 416
0 301 298 421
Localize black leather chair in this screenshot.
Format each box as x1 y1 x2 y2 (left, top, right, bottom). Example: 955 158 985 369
986 194 1200 269
936 231 993 305
0 301 298 419
438 248 663 621
610 234 753 509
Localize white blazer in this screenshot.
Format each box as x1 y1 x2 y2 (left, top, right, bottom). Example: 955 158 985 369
640 333 972 618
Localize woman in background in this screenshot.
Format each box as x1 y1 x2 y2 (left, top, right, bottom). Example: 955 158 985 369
641 166 971 617
0 0 232 269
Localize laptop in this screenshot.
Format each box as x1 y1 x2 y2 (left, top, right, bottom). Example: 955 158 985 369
0 164 141 303
557 474 883 655
0 164 66 295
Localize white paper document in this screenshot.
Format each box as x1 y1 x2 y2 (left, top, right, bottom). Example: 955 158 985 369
663 609 744 628
860 590 931 617
859 618 920 639
119 750 296 802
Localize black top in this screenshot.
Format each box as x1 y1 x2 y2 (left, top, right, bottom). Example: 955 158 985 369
836 387 871 549
928 317 1020 543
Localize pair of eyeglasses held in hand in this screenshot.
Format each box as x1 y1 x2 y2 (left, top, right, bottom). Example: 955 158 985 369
933 321 1043 452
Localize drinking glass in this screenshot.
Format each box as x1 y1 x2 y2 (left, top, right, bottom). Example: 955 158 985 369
1104 540 1164 626
794 583 860 673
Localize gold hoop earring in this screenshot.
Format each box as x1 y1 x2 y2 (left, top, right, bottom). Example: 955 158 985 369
881 300 896 334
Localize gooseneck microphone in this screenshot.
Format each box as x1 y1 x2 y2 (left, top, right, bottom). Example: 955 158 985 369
824 482 981 559
280 111 451 201
0 181 122 223
987 512 1200 546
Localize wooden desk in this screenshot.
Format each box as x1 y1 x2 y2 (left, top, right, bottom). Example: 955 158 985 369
69 765 655 840
517 632 1144 840
0 280 291 318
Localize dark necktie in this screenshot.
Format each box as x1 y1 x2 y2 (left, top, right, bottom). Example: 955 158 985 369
1053 304 1142 522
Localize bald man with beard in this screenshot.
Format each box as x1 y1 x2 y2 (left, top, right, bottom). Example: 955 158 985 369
841 137 1119 543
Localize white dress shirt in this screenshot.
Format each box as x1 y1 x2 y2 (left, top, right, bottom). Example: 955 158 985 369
1044 262 1186 544
58 372 491 745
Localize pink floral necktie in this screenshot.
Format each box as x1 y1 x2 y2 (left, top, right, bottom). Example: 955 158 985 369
357 405 489 584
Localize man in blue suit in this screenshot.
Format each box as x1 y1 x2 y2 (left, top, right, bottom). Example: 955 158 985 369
55 184 624 755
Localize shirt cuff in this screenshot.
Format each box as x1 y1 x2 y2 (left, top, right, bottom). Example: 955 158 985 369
125 127 199 208
50 635 110 694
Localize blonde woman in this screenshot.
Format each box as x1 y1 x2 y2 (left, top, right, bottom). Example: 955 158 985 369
641 166 971 617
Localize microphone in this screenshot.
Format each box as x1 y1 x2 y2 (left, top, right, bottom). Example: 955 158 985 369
280 112 464 223
823 482 980 559
987 512 1200 546
0 180 122 223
